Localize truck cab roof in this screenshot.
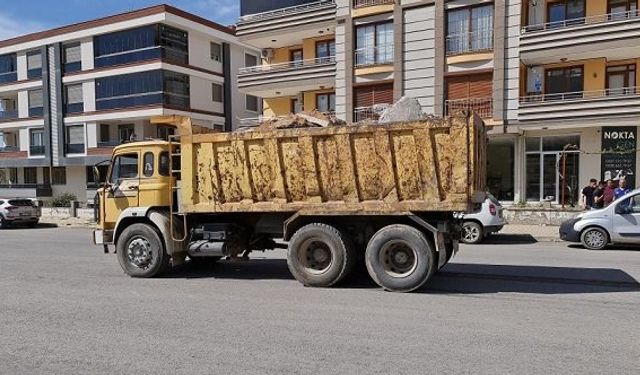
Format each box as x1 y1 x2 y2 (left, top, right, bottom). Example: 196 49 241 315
113 140 173 153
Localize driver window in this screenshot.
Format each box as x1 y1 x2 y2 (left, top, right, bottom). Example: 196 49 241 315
110 153 139 185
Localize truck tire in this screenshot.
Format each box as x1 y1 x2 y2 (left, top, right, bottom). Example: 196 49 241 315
461 221 483 244
287 223 356 287
365 224 437 292
116 223 170 278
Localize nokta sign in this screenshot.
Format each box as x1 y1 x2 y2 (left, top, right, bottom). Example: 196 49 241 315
601 126 636 188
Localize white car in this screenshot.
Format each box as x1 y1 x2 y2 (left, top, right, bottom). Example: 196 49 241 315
460 193 506 244
0 198 41 228
560 188 640 250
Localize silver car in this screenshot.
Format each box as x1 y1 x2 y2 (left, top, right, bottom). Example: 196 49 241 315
560 188 640 250
461 193 506 244
0 198 41 228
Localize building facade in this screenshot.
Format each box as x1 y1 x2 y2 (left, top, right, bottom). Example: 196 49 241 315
0 5 261 203
236 0 640 207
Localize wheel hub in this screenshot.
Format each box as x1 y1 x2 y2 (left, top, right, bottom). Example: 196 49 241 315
585 231 605 248
299 240 332 273
380 241 417 277
128 238 153 269
463 225 480 242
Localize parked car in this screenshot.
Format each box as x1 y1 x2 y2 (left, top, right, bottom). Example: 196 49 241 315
560 188 640 250
460 193 506 244
0 198 41 228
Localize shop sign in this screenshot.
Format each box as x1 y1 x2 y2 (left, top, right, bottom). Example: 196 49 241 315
601 127 636 188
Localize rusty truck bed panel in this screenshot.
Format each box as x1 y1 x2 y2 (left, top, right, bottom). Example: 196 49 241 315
178 113 485 214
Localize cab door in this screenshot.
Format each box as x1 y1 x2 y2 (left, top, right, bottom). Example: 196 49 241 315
104 152 140 227
611 194 640 243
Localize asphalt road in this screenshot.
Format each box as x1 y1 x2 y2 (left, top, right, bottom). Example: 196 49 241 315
1 228 639 375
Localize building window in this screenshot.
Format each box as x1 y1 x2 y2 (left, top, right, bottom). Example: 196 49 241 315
316 93 336 113
547 0 585 28
606 64 636 95
24 167 37 184
445 73 493 118
487 138 515 201
157 126 175 140
446 4 494 55
210 42 222 62
291 98 302 113
63 43 82 73
353 83 393 121
244 53 258 68
316 40 335 63
64 84 84 114
86 165 108 188
52 167 67 186
27 50 42 79
94 24 188 68
608 0 638 20
0 53 17 84
0 168 18 184
526 136 580 205
355 22 394 66
544 66 584 100
28 89 44 117
212 83 223 103
29 128 45 156
118 124 135 143
99 124 111 145
65 125 85 155
290 49 303 67
246 95 259 112
95 70 189 110
0 97 18 120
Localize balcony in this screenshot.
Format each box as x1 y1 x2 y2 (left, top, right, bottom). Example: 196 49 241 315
29 145 45 156
446 30 493 56
519 87 640 123
354 45 394 67
236 1 336 48
445 98 493 119
0 110 18 121
520 10 640 64
353 105 391 122
238 57 336 98
0 146 25 160
353 0 394 8
0 184 52 198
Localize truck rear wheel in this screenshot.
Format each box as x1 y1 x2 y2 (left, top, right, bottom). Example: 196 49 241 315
287 223 355 287
117 223 169 278
365 224 437 292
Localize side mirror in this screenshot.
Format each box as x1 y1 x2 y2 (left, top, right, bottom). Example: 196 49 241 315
92 166 101 184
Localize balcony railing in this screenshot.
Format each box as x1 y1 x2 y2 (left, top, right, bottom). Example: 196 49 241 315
353 0 394 8
446 30 493 55
0 145 19 153
0 110 19 120
29 145 45 156
354 45 394 67
522 10 640 33
519 87 639 104
445 98 493 118
238 0 335 23
353 105 391 122
239 56 336 75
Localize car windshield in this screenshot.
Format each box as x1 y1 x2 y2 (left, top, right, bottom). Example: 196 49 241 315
8 199 34 207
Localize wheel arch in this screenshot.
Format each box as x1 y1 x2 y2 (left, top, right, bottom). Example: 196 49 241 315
113 207 183 255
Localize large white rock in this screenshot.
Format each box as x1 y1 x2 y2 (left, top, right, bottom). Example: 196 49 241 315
378 96 424 124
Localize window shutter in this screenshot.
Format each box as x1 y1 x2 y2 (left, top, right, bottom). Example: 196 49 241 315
354 84 393 107
67 125 84 144
64 44 81 63
27 52 42 69
66 84 83 104
29 90 43 108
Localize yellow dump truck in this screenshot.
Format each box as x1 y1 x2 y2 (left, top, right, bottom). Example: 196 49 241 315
93 112 486 292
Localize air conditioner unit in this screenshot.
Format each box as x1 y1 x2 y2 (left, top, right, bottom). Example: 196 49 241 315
261 48 274 61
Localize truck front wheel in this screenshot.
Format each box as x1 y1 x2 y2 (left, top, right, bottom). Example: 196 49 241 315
116 223 169 278
287 223 355 287
365 224 437 292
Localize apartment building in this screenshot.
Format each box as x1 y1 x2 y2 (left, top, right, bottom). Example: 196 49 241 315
237 0 640 207
0 5 261 203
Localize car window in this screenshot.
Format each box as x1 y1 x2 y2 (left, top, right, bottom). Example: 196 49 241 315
617 194 640 214
159 152 170 176
110 153 138 185
143 152 154 178
8 199 35 206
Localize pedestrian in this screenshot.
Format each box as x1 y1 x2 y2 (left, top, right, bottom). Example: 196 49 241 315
614 178 630 201
581 178 597 210
602 179 615 207
592 180 605 209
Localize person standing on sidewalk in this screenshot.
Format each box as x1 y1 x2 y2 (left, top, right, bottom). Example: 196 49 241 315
592 180 605 209
603 179 616 207
614 178 631 200
581 178 597 210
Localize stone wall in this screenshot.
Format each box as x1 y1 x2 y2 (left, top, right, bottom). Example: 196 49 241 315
503 208 579 226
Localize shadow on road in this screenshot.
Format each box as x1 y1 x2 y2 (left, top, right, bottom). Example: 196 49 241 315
1 223 58 230
568 243 640 252
481 234 538 244
162 257 640 294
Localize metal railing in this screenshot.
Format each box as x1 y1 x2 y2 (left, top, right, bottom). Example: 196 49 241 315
520 86 640 104
354 45 395 67
445 98 493 118
0 145 19 153
0 110 19 120
353 0 394 8
446 30 493 55
239 56 336 75
522 9 640 33
353 105 390 122
238 0 336 23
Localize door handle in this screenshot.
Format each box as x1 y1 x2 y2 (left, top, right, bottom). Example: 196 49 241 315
128 185 139 191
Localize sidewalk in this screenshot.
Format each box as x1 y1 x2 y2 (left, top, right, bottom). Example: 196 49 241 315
499 224 560 242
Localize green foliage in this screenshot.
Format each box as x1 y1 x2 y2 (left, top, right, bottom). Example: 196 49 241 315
48 193 78 208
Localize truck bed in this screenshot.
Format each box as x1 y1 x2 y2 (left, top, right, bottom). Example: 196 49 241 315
177 113 486 214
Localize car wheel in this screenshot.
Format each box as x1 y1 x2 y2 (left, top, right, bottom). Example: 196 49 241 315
581 227 608 250
461 221 483 244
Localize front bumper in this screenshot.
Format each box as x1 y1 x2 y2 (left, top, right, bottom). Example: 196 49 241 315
559 218 581 242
